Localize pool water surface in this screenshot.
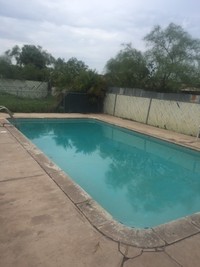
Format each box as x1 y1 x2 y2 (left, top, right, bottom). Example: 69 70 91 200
13 118 200 228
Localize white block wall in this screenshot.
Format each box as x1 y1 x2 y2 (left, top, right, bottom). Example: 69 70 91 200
104 93 200 136
115 95 150 124
148 99 200 136
103 93 116 115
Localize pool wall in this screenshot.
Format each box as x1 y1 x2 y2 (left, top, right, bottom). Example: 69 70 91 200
104 126 200 174
104 93 200 136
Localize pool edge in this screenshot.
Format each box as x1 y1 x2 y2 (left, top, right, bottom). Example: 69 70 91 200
3 114 200 248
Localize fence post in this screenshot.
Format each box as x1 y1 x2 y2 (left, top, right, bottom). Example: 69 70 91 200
145 98 152 124
113 93 118 116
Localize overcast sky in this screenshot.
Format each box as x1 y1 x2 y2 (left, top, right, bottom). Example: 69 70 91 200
0 0 199 73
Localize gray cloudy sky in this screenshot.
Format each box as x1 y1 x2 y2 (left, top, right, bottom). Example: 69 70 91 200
0 0 199 72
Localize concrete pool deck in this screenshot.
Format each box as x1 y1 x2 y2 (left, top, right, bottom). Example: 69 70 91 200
1 113 200 267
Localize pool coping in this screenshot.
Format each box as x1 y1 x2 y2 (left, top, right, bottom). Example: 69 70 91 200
2 113 200 248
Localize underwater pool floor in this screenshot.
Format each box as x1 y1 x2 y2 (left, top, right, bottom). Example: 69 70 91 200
1 113 200 266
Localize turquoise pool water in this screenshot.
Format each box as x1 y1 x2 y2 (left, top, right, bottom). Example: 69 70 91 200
13 118 200 228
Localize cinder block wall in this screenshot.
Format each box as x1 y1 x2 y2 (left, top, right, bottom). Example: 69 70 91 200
0 79 48 99
148 99 200 136
115 95 150 124
104 92 200 136
103 93 116 115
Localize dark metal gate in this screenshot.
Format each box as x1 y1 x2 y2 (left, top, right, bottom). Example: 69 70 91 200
63 92 102 113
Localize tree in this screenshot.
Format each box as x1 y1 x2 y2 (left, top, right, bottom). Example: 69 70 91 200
0 54 12 78
0 52 22 79
105 43 149 88
7 45 21 65
19 45 55 69
0 45 55 81
7 45 55 69
20 64 50 81
144 23 200 91
73 70 106 98
52 57 106 109
52 57 88 89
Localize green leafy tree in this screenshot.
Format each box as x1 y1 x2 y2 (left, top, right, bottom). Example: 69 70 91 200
52 57 106 107
20 64 50 81
19 45 55 69
105 43 149 88
1 45 55 81
0 51 23 79
0 54 12 78
7 45 21 65
7 45 55 69
52 57 88 89
144 23 200 91
73 70 106 100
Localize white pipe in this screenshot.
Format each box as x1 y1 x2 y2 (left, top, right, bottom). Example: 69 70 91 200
0 106 14 119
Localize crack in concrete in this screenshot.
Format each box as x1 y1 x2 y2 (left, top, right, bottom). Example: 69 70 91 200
151 228 169 246
155 247 165 252
190 220 200 231
119 253 144 267
121 249 184 267
118 242 143 259
153 226 200 248
119 256 128 267
118 242 128 258
117 242 186 267
92 241 101 254
164 251 184 267
75 199 90 205
0 174 44 183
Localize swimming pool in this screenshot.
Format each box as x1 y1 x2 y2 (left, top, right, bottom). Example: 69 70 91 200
13 118 200 228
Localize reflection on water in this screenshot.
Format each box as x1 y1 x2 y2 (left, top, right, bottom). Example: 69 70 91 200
15 118 200 228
